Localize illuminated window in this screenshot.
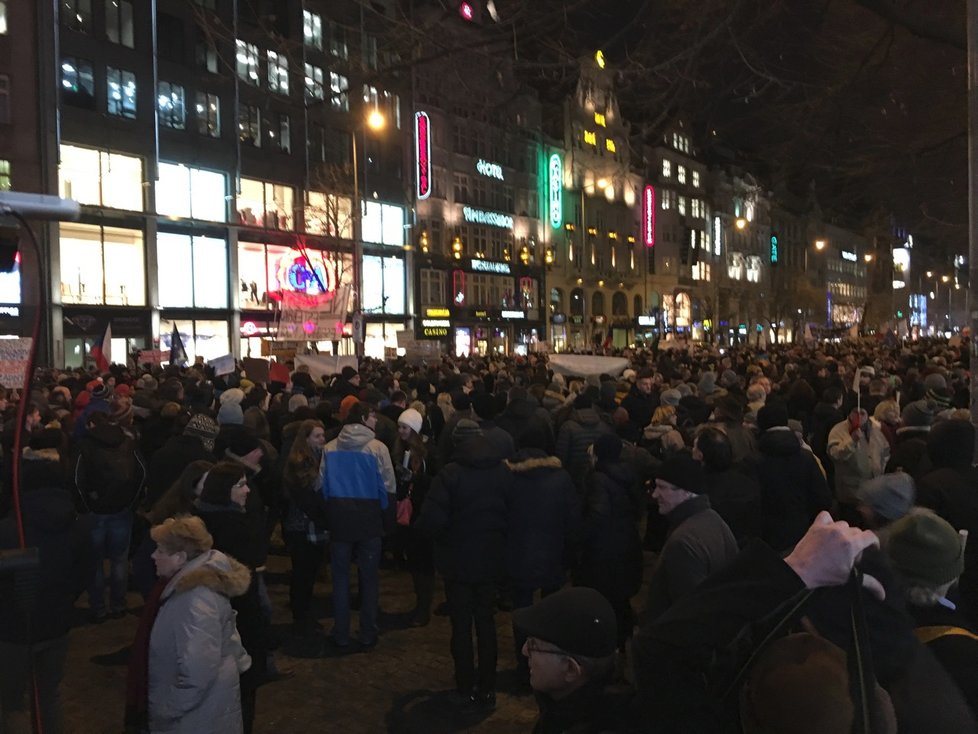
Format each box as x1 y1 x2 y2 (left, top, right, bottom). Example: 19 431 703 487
196 38 218 73
238 104 260 147
382 90 401 129
362 255 404 314
305 192 353 238
161 318 230 364
235 40 259 84
692 262 711 281
61 57 95 109
605 138 616 153
195 92 220 137
677 166 686 184
327 20 347 58
692 171 700 188
678 196 686 216
267 50 289 95
156 162 226 221
59 222 145 305
63 0 92 33
304 63 324 100
236 177 294 230
157 81 185 129
594 112 606 127
105 0 134 47
59 144 144 211
0 1 6 34
662 159 671 178
0 159 10 190
106 66 137 118
303 10 322 49
269 113 290 153
330 72 349 111
157 233 228 308
361 201 405 246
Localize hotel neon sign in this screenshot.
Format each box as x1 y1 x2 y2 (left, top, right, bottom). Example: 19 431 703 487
548 153 562 229
414 111 432 200
643 185 655 247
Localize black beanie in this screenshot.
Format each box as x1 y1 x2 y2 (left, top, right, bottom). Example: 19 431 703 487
656 454 706 494
757 402 789 432
199 462 246 505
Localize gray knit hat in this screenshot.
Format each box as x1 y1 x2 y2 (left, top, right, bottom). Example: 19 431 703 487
857 472 915 522
901 400 935 428
886 511 964 587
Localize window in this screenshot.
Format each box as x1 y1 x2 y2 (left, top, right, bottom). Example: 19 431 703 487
237 241 352 309
662 159 671 178
382 90 400 129
361 201 404 246
105 0 134 47
63 0 92 33
0 160 9 190
692 171 700 188
305 192 352 238
0 75 8 124
692 262 711 282
678 196 686 216
0 1 6 34
236 178 294 230
677 165 686 185
59 222 145 305
268 114 290 153
304 63 323 100
362 255 404 314
61 57 95 109
238 104 260 147
267 50 288 95
195 92 220 137
156 162 226 221
235 40 259 84
157 82 185 129
157 13 184 61
330 72 349 111
157 233 228 308
161 318 230 363
106 66 137 118
59 144 144 211
327 20 347 59
420 268 446 306
303 10 322 49
195 37 218 73
362 34 378 70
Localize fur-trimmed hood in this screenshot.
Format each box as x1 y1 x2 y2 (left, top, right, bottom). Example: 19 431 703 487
163 549 251 601
506 452 563 473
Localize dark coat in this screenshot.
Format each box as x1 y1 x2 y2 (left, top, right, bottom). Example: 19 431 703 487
504 451 579 589
532 681 637 734
144 434 213 510
575 461 643 603
73 422 147 514
809 401 843 463
0 456 95 643
620 385 657 440
556 408 613 488
496 398 555 454
415 436 510 583
885 428 932 478
909 603 978 716
643 494 738 623
754 428 832 552
702 468 762 545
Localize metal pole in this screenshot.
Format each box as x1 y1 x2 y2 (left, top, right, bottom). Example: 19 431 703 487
351 128 364 360
969 0 978 456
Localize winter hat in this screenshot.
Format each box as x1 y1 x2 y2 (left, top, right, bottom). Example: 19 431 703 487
857 472 915 522
660 388 681 407
512 586 617 659
160 401 183 419
622 368 637 382
110 396 133 427
183 413 219 453
656 454 706 494
150 516 214 560
288 394 309 413
453 418 483 440
338 395 360 421
471 392 498 421
592 433 623 464
698 371 717 396
886 511 965 587
114 384 132 399
719 369 739 388
239 378 255 394
873 399 900 426
926 419 975 469
217 402 244 426
757 401 789 432
922 373 947 392
925 387 954 411
199 462 248 506
901 400 935 428
219 388 245 406
90 383 112 401
137 374 158 392
397 408 423 435
713 395 745 422
341 365 358 381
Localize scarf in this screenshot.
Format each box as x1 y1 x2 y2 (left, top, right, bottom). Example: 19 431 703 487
124 575 168 732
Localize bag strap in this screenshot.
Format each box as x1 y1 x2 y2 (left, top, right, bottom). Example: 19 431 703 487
915 625 978 644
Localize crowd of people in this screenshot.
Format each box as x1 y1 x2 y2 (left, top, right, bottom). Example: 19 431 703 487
1 336 977 733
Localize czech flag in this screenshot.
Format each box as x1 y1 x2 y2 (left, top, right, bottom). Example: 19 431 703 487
91 322 112 372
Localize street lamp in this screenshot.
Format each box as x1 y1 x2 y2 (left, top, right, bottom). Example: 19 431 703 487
351 108 386 360
814 239 827 251
735 217 747 230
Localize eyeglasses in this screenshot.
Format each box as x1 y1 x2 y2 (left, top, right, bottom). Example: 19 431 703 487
524 637 570 658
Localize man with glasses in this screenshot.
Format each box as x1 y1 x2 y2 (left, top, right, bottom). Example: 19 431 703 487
513 586 636 733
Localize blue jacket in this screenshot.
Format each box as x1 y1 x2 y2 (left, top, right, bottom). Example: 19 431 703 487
321 423 395 542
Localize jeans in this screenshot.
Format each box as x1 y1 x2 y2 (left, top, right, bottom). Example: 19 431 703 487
88 509 132 616
444 580 497 694
330 536 381 645
0 636 68 734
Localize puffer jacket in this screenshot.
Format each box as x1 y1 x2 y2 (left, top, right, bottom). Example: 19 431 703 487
556 408 613 487
148 550 252 734
827 417 890 504
504 451 579 589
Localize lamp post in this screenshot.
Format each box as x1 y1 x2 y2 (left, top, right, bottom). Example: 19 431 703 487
350 109 386 360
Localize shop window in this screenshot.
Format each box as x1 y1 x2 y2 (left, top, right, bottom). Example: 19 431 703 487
363 322 397 361
63 0 92 33
107 66 137 118
157 233 228 308
157 81 185 129
156 162 226 221
60 222 145 305
304 63 324 101
59 144 144 211
305 191 352 238
238 241 352 310
235 40 259 85
195 92 220 137
236 177 294 230
303 10 322 49
160 318 230 363
361 201 404 246
362 255 404 314
105 0 134 47
61 56 95 110
267 50 289 95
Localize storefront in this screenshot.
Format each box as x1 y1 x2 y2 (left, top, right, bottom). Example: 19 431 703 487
550 312 567 352
62 308 151 368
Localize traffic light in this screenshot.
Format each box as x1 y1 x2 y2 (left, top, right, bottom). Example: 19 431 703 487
896 309 904 319
770 233 779 265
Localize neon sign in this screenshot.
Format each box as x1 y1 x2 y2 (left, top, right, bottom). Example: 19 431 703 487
459 2 474 20
414 111 431 200
476 159 504 181
605 138 616 153
643 185 655 247
841 250 857 262
548 153 562 229
594 112 606 127
471 259 511 274
462 206 513 230
274 250 335 297
583 130 597 146
712 215 722 256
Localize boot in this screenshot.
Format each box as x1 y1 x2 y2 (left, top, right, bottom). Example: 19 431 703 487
410 572 434 626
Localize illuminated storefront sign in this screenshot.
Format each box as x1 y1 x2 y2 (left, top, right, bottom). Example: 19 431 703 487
421 318 451 338
501 310 525 319
583 130 597 146
462 206 513 230
414 111 432 200
548 153 562 229
274 249 336 297
471 259 511 274
474 309 489 318
605 139 616 153
594 112 606 127
425 307 451 318
637 315 656 326
476 159 504 181
712 215 722 256
643 185 655 247
841 250 857 262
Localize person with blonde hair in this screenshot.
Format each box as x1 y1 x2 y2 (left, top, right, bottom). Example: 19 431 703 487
127 516 251 734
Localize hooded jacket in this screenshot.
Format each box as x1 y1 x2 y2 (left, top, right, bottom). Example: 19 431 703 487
321 423 396 542
148 549 251 734
73 421 146 514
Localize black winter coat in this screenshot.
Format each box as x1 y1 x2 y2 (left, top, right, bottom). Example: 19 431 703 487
909 603 978 716
144 434 213 510
620 385 658 442
702 468 762 545
885 428 932 478
556 408 613 489
74 423 146 514
496 398 555 454
755 428 831 552
504 451 579 589
415 437 510 583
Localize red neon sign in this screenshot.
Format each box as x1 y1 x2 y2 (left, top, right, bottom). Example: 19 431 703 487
643 185 655 247
459 2 474 20
415 111 432 200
